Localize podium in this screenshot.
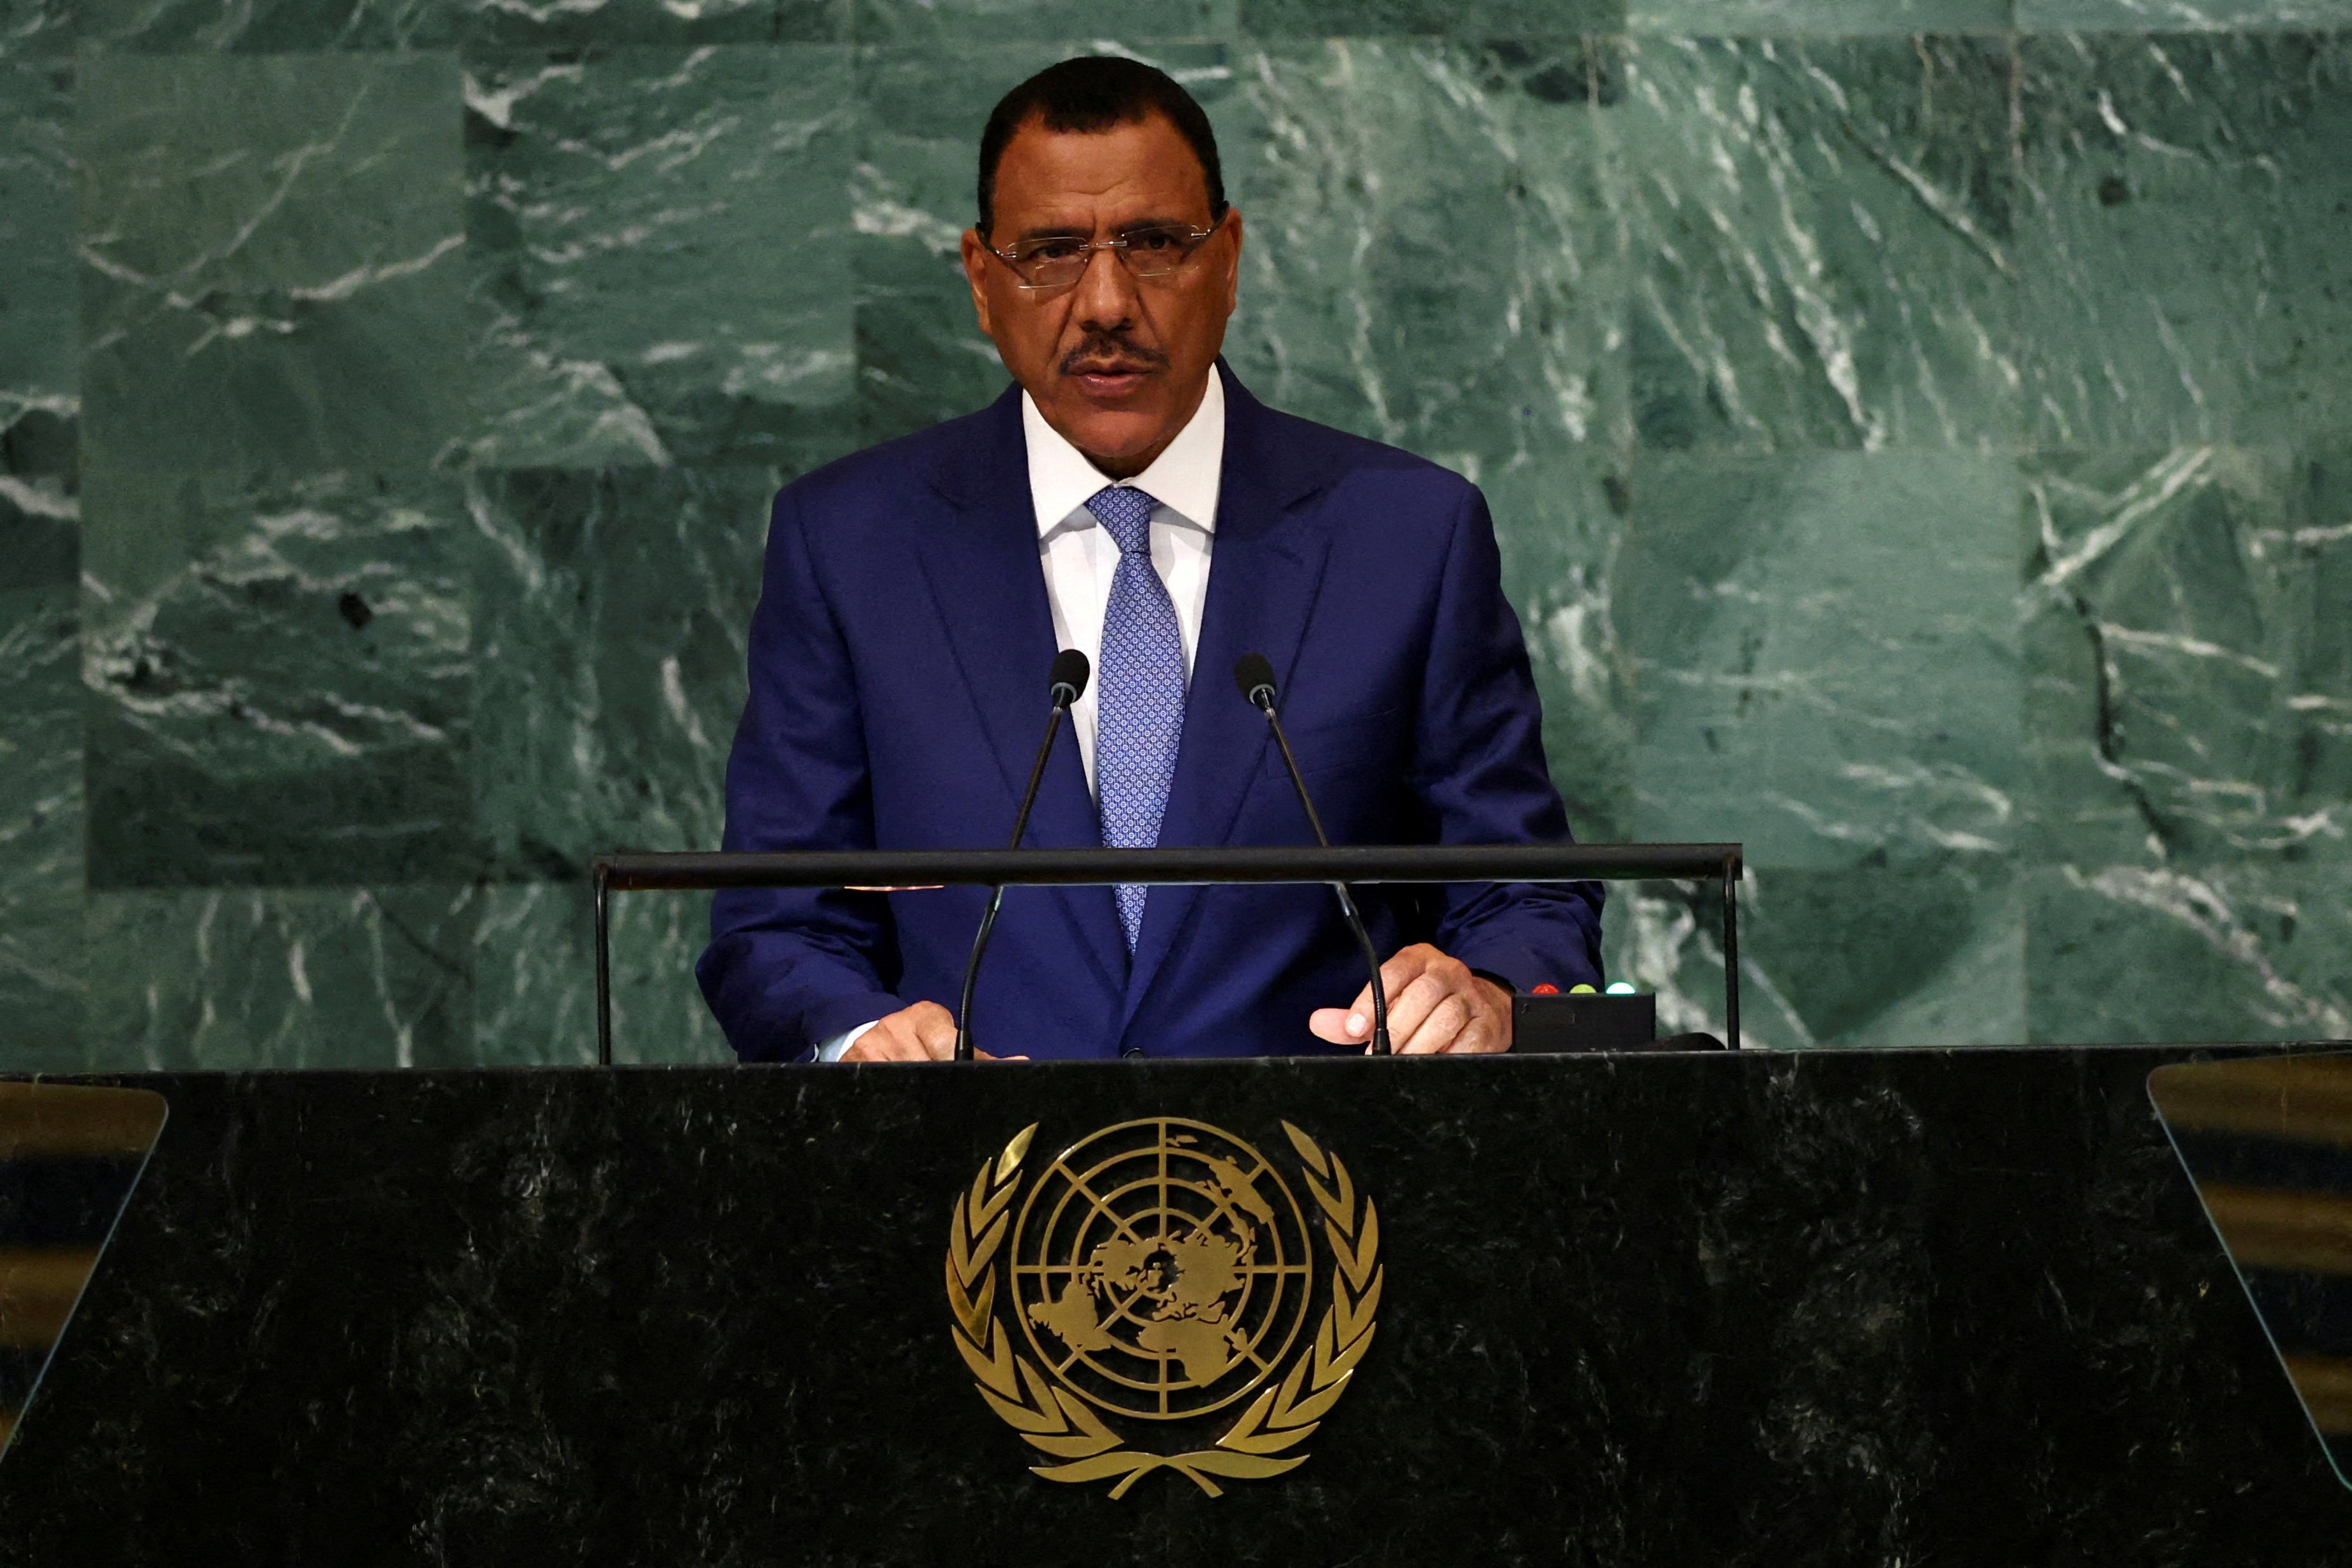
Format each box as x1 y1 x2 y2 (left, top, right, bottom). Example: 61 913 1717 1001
4 1047 2351 1564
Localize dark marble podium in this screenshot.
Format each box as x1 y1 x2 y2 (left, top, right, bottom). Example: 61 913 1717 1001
3 1048 2348 1565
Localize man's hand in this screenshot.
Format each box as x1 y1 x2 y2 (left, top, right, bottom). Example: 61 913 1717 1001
840 1001 1025 1062
1309 943 1513 1055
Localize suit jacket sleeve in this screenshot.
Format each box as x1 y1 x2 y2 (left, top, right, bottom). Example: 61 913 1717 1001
695 487 905 1061
1409 483 1606 991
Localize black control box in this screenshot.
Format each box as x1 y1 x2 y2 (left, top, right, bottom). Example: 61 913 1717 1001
1512 991 1723 1053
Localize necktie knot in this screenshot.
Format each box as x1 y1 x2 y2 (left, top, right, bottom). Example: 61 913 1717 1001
1085 485 1158 557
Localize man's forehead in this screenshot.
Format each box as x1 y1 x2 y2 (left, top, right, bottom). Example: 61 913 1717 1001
991 115 1213 223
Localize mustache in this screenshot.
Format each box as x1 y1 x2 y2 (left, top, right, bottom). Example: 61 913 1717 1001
1059 334 1167 376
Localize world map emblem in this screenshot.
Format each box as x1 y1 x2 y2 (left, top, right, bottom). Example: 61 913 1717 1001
944 1118 1383 1498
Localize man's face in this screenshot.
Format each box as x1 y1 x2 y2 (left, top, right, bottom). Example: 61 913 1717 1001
961 112 1242 478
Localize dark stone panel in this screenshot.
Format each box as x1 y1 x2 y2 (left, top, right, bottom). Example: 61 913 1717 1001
1238 0 1624 35
0 568 81 1060
2016 31 2352 448
0 1 75 55
1491 447 1636 844
2240 1269 2352 1360
0 61 75 428
0 1154 149 1247
0 1349 42 1416
1620 449 2020 871
0 62 84 1056
1608 34 2018 454
1225 37 1628 464
2020 0 2352 30
463 44 858 471
2021 444 2352 870
0 372 82 1059
81 470 473 889
79 885 477 1068
2171 1126 2352 1197
461 0 846 48
2 1050 2349 1562
467 465 773 880
1631 0 2009 28
66 0 457 52
2025 863 2352 1045
472 882 730 1064
858 0 1236 41
75 54 468 487
1600 861 2021 1048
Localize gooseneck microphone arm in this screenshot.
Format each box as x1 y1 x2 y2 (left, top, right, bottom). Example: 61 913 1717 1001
955 650 1090 1062
1233 653 1392 1056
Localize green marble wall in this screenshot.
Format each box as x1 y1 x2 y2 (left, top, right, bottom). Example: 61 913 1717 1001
1 1 2346 1068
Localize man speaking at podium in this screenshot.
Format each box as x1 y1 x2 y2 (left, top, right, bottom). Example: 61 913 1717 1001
698 56 1604 1062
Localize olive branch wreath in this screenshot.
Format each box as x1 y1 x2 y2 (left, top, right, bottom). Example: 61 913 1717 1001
944 1120 1382 1499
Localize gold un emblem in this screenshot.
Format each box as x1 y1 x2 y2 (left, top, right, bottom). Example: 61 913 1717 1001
944 1117 1383 1498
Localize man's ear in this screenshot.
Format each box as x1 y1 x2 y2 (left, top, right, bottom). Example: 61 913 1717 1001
1220 209 1244 316
960 228 996 337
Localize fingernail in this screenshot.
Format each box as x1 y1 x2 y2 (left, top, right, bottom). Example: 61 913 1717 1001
1349 1012 1366 1036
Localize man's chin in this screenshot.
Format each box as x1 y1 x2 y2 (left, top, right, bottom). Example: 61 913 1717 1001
1043 393 1177 469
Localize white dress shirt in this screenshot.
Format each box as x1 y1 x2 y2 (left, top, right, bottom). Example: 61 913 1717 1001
1025 372 1223 789
818 376 1226 1059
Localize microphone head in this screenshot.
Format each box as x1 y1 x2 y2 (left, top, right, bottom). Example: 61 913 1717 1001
1048 648 1090 707
1232 651 1278 710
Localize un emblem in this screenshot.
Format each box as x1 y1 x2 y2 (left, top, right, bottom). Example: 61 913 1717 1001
944 1118 1383 1498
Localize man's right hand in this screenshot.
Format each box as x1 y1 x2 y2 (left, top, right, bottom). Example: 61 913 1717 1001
840 1001 1024 1062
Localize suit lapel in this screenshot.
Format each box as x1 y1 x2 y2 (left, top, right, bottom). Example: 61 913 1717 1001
915 388 1126 994
1119 369 1339 1038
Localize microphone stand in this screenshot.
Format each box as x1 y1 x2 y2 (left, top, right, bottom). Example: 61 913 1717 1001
955 658 1086 1061
1238 663 1392 1056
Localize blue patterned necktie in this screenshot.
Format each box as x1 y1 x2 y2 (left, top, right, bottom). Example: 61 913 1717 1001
1089 484 1186 951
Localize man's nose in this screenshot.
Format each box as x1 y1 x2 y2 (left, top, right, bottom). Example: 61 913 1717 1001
1070 240 1142 334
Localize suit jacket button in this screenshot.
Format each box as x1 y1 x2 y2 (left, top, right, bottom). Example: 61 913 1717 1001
1122 1047 1146 1059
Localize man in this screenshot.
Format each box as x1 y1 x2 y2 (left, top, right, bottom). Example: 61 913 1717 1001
697 56 1603 1062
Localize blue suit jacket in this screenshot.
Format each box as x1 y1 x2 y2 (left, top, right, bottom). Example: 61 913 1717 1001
697 365 1604 1061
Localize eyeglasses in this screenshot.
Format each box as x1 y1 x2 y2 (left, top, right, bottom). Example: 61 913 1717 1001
985 218 1224 292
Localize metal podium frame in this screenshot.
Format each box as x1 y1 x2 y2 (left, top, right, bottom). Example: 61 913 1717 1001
588 843 1746 1066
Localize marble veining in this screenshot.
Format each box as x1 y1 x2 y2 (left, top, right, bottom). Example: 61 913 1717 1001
81 471 473 887
1227 39 1627 462
2020 0 2352 28
79 884 476 1068
1623 449 2022 870
74 53 468 485
2023 445 2352 866
1608 35 2019 454
0 569 82 1066
464 44 857 471
467 464 774 878
2 6 2349 1066
2016 31 2352 447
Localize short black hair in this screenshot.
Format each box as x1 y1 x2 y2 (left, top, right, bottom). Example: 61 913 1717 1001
976 56 1227 238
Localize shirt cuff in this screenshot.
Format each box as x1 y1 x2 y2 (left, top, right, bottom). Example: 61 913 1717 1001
814 1019 880 1062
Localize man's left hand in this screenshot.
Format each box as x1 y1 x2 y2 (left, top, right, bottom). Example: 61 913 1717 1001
1309 943 1513 1055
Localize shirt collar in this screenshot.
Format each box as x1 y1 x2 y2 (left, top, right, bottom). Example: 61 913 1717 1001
1022 371 1225 540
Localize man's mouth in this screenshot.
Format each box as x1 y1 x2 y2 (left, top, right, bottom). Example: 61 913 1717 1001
1060 340 1165 396
1064 361 1156 393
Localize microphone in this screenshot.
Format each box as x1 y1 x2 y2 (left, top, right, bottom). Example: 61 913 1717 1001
1045 648 1087 710
1232 653 1392 1056
955 649 1090 1061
